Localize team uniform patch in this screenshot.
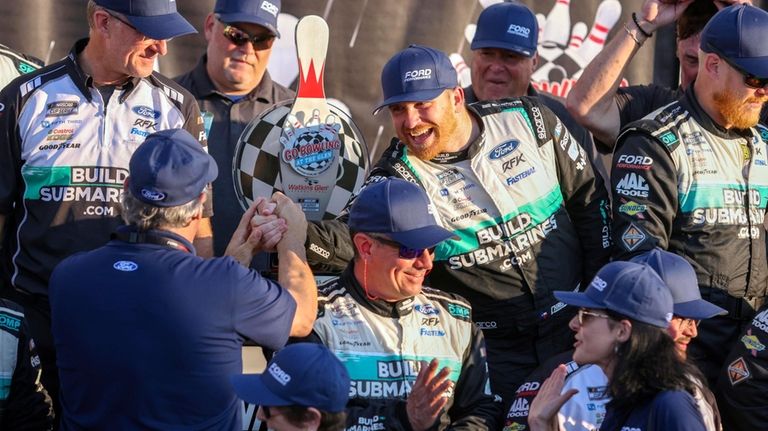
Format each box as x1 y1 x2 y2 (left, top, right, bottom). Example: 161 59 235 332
727 357 751 385
621 223 646 251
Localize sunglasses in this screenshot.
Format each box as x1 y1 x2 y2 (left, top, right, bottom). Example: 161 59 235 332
369 234 436 259
577 308 611 325
671 316 700 330
105 10 152 41
220 19 276 50
707 44 768 89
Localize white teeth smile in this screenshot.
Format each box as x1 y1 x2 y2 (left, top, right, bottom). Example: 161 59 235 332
409 128 431 137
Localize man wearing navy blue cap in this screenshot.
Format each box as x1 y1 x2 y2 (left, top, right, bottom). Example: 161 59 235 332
232 343 349 430
0 0 212 418
176 0 294 257
306 178 500 430
306 44 609 416
48 128 318 430
610 3 768 387
505 248 726 431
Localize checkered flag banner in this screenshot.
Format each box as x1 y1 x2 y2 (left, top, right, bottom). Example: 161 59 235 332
233 101 369 220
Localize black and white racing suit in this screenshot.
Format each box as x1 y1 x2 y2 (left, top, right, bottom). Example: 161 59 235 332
307 97 611 411
612 88 768 385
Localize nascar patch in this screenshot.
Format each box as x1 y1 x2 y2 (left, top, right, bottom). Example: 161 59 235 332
727 357 751 385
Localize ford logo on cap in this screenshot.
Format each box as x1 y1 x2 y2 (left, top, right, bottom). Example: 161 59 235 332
133 105 161 119
141 188 166 201
489 140 520 160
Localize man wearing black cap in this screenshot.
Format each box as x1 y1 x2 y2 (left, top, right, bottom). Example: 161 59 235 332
48 128 317 429
610 4 768 386
176 0 294 257
307 178 500 430
0 0 214 414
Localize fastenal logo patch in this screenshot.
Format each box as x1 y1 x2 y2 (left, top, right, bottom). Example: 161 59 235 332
727 357 751 385
621 224 646 251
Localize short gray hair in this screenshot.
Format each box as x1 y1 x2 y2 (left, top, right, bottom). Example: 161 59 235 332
121 190 204 231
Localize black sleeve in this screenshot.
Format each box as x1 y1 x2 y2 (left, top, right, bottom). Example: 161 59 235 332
544 105 612 285
611 130 678 260
0 82 21 215
0 309 54 430
615 84 678 130
442 324 501 430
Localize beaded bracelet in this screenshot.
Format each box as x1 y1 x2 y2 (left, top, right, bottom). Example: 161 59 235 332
632 12 653 38
624 23 644 46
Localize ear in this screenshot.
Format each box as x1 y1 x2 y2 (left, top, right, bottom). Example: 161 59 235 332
304 407 322 429
204 13 216 42
703 52 721 79
531 52 539 70
452 86 465 109
615 319 632 343
352 233 374 259
93 9 111 37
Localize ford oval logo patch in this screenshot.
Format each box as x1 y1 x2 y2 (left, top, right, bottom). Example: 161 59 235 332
414 304 440 315
488 140 519 160
113 261 138 272
133 105 160 119
141 188 166 201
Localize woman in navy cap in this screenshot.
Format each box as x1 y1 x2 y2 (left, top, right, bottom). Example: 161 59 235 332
528 261 707 431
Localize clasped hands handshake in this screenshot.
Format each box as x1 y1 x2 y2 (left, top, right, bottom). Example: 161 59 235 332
225 192 307 266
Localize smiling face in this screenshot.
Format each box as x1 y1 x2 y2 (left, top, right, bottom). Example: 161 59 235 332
98 10 169 81
470 47 537 100
387 89 463 160
204 14 274 95
667 316 699 359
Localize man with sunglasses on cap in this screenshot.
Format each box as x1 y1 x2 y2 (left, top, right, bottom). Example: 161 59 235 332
610 4 768 387
232 343 349 431
305 44 610 418
504 248 726 431
305 178 500 430
176 0 294 258
0 0 211 418
48 128 317 430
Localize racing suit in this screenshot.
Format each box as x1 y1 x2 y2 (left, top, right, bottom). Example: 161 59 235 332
308 264 500 430
0 298 54 430
0 38 209 415
0 43 43 91
307 97 612 411
611 88 768 385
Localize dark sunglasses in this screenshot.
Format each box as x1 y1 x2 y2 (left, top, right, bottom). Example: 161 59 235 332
370 234 436 259
219 19 275 50
707 43 768 89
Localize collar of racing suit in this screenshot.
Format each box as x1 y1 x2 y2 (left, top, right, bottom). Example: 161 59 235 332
65 38 143 103
341 262 417 318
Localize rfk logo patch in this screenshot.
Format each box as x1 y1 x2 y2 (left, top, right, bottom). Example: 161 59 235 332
727 357 751 386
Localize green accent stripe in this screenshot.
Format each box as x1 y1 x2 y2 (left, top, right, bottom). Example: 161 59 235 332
679 183 768 212
21 166 71 199
436 186 564 258
503 107 534 134
335 352 462 382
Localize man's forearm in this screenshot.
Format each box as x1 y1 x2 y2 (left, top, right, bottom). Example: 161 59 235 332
277 238 317 337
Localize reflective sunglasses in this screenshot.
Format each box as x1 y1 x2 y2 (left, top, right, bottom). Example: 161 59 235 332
577 308 611 325
369 234 436 259
219 19 276 50
707 44 768 89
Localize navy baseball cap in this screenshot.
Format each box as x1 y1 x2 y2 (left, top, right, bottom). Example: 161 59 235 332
231 343 349 412
555 261 674 328
631 249 727 320
471 2 538 57
700 4 768 78
128 129 217 207
215 0 281 37
94 0 197 41
373 45 459 115
349 178 456 250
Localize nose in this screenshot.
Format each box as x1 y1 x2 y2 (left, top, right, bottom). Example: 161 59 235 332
149 39 168 56
684 320 698 338
568 314 580 331
414 249 434 271
402 106 422 129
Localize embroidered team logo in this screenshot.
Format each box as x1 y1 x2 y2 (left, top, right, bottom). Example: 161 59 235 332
727 357 751 385
621 224 646 251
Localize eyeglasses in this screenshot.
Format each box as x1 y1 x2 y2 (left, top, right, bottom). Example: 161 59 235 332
104 10 150 41
219 18 275 50
707 44 768 89
369 234 436 259
671 316 700 330
577 308 611 325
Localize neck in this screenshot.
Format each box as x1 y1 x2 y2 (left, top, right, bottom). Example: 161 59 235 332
161 221 198 245
80 37 130 87
446 108 480 153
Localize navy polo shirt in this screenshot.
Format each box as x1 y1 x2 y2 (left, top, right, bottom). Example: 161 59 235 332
600 390 705 431
49 228 296 430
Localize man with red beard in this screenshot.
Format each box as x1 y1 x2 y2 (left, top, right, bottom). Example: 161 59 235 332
305 44 611 418
610 4 768 387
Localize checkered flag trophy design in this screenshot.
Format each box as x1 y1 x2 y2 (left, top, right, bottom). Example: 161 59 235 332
233 15 369 221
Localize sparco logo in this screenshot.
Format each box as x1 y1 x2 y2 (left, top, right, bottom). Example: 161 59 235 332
140 188 166 201
309 243 331 259
507 24 531 38
404 69 433 82
488 140 519 160
132 105 160 119
530 107 546 140
260 0 278 17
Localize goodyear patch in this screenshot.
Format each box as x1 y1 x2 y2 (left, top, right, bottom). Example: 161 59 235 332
727 357 751 385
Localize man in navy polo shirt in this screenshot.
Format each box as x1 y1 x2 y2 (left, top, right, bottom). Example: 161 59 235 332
48 128 317 430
